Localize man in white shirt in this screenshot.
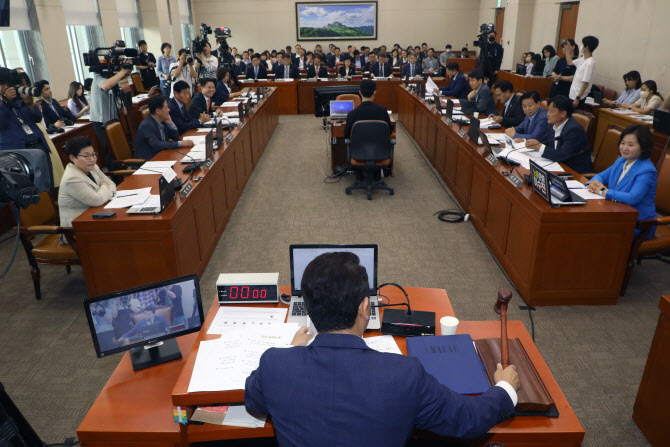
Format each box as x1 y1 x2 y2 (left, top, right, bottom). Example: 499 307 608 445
169 49 197 97
567 35 598 109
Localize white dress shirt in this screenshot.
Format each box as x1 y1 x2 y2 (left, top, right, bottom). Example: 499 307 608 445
538 118 568 156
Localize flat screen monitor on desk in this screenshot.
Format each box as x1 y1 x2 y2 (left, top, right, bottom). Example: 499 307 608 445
83 274 205 371
653 109 670 136
329 100 354 119
516 64 525 75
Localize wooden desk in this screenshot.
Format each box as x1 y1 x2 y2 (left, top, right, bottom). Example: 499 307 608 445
497 71 553 99
397 86 637 305
72 90 279 297
632 295 670 447
78 286 584 446
446 57 477 74
238 80 299 114
50 122 103 168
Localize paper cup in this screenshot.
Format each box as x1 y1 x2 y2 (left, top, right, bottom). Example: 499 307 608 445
440 316 459 335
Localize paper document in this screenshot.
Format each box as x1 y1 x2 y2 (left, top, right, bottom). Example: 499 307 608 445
497 147 564 172
612 108 638 115
364 335 403 354
484 133 507 143
183 135 207 144
478 134 504 145
221 112 239 118
181 144 207 162
104 187 152 209
133 161 177 175
221 101 240 107
478 118 498 129
222 405 266 428
565 180 605 200
208 306 288 335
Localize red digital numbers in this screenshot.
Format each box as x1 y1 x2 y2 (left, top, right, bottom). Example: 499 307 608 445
228 286 269 300
230 286 238 299
261 289 267 299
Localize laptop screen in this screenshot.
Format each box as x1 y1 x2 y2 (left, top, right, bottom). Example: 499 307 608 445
329 100 354 115
290 244 377 296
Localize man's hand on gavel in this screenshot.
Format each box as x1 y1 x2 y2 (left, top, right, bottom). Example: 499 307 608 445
494 363 520 391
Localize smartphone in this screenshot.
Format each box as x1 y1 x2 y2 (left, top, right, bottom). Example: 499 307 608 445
92 211 117 219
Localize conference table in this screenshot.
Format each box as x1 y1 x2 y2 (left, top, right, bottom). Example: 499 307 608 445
77 286 585 446
72 89 279 297
497 71 553 100
396 86 638 306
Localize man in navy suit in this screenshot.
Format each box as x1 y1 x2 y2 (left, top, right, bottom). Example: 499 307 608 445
134 95 194 160
400 53 423 79
362 52 377 73
245 251 519 447
506 90 549 141
327 46 343 68
188 78 217 120
467 70 497 115
307 55 328 79
35 80 76 127
371 53 392 78
435 62 470 99
275 55 299 79
245 53 267 80
169 80 209 135
489 80 524 128
525 95 593 173
237 51 251 76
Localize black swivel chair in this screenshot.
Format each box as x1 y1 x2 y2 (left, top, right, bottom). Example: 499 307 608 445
345 120 395 200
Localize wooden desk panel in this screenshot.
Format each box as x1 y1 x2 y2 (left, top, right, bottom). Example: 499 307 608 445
73 91 279 297
238 80 298 114
397 87 637 305
446 58 477 73
633 295 670 447
50 122 103 168
497 71 553 99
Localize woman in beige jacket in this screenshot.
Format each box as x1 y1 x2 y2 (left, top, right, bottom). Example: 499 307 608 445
58 136 116 230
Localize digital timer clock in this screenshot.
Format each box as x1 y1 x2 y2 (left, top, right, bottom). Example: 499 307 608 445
216 273 279 304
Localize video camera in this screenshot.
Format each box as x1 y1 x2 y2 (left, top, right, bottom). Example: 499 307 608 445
192 23 212 55
0 150 51 209
83 40 140 78
0 67 42 104
473 23 495 48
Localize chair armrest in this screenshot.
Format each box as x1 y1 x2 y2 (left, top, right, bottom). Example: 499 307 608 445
24 225 74 235
638 216 670 229
109 169 137 177
123 158 146 165
582 173 596 180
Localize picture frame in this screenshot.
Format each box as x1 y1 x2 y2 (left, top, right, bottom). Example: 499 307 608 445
295 1 378 41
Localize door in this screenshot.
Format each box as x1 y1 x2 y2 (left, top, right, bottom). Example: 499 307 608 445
494 8 505 44
557 2 580 57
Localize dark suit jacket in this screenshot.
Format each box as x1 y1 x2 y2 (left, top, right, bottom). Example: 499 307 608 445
307 64 328 78
245 334 515 447
401 62 423 78
439 72 470 99
499 94 525 128
327 54 344 68
187 93 214 120
245 64 268 79
338 66 355 78
371 62 392 77
41 99 76 127
538 116 592 174
344 101 392 139
0 99 48 150
474 84 498 115
293 55 306 68
168 97 200 135
133 115 181 160
237 60 250 76
513 106 549 140
275 64 299 79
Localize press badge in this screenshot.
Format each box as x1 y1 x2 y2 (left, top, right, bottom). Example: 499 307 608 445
22 124 33 135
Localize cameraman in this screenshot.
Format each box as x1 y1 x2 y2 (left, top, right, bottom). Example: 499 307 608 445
169 49 197 97
195 41 218 79
479 30 503 84
90 66 132 167
136 40 158 89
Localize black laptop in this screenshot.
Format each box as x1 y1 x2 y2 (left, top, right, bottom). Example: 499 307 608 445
460 99 477 115
127 176 176 214
468 116 480 142
529 160 586 206
653 109 670 135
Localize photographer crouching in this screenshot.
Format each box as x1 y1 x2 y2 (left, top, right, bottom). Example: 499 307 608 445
0 67 55 190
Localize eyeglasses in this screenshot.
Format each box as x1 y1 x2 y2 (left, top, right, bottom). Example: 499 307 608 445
78 153 98 160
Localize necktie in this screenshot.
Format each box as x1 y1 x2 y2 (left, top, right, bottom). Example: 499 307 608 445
158 120 165 141
411 65 414 77
254 67 258 78
181 104 187 120
285 65 289 78
206 98 210 113
380 64 384 77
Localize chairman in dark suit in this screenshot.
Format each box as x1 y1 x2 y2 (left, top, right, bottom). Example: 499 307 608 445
245 54 268 80
35 80 76 127
371 53 392 78
169 80 209 135
400 53 423 79
525 95 593 174
490 80 524 127
506 90 549 141
307 55 328 79
245 251 519 447
134 95 194 160
344 80 392 139
435 62 470 99
467 70 497 116
188 78 217 120
275 56 299 79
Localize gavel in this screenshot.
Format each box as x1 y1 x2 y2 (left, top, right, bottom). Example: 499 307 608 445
494 288 513 368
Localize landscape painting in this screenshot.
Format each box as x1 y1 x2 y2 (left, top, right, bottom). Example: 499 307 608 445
296 2 378 41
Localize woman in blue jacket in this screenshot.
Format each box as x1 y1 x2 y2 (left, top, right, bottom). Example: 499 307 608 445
587 124 657 238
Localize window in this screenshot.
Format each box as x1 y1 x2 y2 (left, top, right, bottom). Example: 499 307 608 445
117 0 143 49
67 25 105 85
120 27 144 50
0 0 49 84
179 0 193 50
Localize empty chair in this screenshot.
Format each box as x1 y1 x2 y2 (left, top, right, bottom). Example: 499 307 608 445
583 126 623 177
103 119 145 173
336 93 361 108
345 120 395 200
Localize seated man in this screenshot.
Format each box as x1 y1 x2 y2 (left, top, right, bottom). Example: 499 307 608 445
245 53 267 80
467 70 497 116
307 55 328 79
188 78 217 119
525 95 593 174
344 80 392 139
421 48 439 76
400 53 423 79
435 62 470 99
327 46 343 68
134 95 194 160
371 53 391 78
245 251 519 446
362 52 377 73
489 80 524 127
275 53 299 79
505 90 549 141
35 80 76 127
117 306 169 345
168 80 209 135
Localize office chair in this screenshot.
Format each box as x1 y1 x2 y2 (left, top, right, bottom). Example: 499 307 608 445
345 120 395 200
583 126 623 174
102 119 146 176
131 72 149 93
336 93 361 108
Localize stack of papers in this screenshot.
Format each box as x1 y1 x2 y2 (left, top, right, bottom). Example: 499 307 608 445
183 135 207 145
612 108 638 115
565 180 605 200
181 144 207 162
364 335 402 354
496 147 564 172
104 187 152 209
133 160 177 175
222 405 266 428
220 101 239 107
425 76 438 95
484 133 507 144
478 118 498 129
221 111 239 118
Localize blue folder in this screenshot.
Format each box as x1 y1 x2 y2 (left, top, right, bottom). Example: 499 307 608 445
406 334 491 395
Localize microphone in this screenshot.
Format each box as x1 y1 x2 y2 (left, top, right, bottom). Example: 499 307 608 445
163 146 202 173
524 148 585 185
378 282 439 336
120 163 183 191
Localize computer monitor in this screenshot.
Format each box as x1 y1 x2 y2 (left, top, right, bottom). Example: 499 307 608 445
83 274 204 371
653 108 670 136
445 98 454 119
468 116 480 142
289 244 378 297
516 64 525 75
205 129 214 159
329 100 354 116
